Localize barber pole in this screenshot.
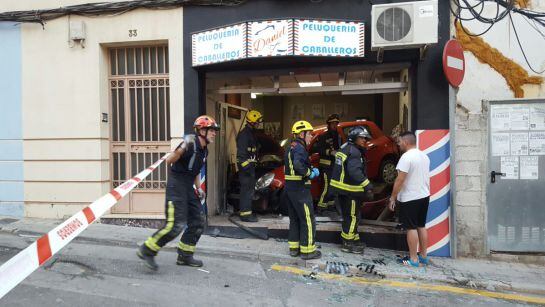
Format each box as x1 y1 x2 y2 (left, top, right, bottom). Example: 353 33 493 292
200 166 207 215
417 130 451 257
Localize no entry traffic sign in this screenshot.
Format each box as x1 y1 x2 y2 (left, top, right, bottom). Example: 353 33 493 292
442 39 465 88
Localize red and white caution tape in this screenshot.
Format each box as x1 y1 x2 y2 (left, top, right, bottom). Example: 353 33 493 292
0 153 170 299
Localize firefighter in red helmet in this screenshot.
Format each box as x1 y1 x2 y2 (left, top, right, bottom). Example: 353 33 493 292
137 115 220 271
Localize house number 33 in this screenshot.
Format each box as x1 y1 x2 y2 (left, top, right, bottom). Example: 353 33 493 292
129 30 138 37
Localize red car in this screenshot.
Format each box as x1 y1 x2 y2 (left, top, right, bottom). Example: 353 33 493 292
230 120 399 216
260 120 399 206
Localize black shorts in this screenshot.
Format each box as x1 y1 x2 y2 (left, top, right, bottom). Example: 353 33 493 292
398 196 430 230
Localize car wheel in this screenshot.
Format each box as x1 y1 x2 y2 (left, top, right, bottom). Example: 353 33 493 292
380 159 397 185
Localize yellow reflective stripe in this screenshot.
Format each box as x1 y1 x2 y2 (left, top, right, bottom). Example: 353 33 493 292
240 210 252 216
319 159 331 166
145 201 175 252
178 242 196 252
354 234 360 241
303 203 313 252
288 241 300 249
241 160 250 167
288 151 295 177
305 168 311 177
336 152 347 183
300 245 316 253
341 232 355 240
331 179 370 192
318 173 328 205
349 200 357 237
285 175 303 180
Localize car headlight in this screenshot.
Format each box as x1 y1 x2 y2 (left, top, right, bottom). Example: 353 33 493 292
255 172 275 191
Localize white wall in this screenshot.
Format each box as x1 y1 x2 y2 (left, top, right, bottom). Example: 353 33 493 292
14 5 184 218
453 0 545 256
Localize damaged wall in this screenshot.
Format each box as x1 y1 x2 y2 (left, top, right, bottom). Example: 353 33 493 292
453 0 545 256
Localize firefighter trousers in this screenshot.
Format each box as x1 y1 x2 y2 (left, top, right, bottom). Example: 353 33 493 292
286 185 317 254
317 168 334 208
338 194 362 243
144 188 204 256
238 166 255 216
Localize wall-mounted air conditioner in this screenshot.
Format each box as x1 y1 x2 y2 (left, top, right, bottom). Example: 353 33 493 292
371 0 438 50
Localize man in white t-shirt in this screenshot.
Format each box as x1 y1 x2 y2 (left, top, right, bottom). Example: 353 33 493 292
389 131 430 267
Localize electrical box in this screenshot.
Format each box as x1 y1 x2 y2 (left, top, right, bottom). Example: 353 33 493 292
70 21 86 41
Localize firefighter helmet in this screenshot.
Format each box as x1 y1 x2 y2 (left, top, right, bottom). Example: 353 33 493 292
291 121 314 134
326 113 340 123
194 115 220 131
347 126 371 142
246 110 263 124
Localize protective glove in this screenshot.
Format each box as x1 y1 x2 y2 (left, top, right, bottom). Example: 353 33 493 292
196 187 206 201
364 183 374 201
309 168 320 180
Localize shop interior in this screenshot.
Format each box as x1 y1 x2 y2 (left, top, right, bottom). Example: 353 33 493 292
204 65 412 244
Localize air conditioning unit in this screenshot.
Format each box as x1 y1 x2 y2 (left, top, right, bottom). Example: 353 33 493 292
371 0 438 50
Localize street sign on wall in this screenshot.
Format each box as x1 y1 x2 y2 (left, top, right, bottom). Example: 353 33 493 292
248 20 293 57
294 19 365 57
192 23 247 66
442 39 465 88
191 19 365 66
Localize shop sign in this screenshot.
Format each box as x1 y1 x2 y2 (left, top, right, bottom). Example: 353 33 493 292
294 19 364 57
191 19 365 66
192 23 247 66
248 20 293 57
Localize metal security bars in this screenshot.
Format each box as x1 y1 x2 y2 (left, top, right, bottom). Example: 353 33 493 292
109 46 171 213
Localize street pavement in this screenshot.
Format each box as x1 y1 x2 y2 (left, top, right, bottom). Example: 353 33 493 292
0 231 537 306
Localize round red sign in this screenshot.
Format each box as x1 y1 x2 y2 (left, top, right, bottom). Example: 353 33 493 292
442 39 465 88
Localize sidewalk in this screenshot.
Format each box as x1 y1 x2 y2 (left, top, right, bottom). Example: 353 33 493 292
2 216 545 296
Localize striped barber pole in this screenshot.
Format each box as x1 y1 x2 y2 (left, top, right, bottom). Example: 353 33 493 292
200 166 207 215
417 130 451 257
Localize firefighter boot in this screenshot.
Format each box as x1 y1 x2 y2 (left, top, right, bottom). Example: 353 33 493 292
341 240 364 254
137 244 158 271
300 250 322 260
289 248 300 257
240 214 258 222
177 253 204 267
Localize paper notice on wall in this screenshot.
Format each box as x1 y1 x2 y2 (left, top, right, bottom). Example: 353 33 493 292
520 156 539 180
491 106 511 131
509 105 530 130
492 133 510 156
510 132 529 155
530 105 545 130
500 156 519 179
529 132 545 155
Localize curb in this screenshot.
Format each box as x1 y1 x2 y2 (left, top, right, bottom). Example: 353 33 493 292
0 228 307 268
2 227 545 297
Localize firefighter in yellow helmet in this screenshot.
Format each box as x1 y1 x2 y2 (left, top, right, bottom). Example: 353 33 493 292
236 110 263 222
285 120 321 260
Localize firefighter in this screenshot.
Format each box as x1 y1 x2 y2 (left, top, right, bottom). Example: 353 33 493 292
236 110 263 222
137 115 220 271
285 120 322 260
314 113 341 213
330 126 373 254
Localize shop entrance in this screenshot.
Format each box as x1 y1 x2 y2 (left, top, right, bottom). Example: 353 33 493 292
204 64 412 244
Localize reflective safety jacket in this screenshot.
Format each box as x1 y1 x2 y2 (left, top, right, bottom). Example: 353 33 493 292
314 129 341 170
236 126 257 170
284 138 312 188
330 142 370 196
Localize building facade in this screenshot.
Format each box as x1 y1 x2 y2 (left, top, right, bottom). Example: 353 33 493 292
1 0 544 258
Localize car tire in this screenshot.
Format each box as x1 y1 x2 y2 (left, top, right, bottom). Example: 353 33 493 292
379 158 397 185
